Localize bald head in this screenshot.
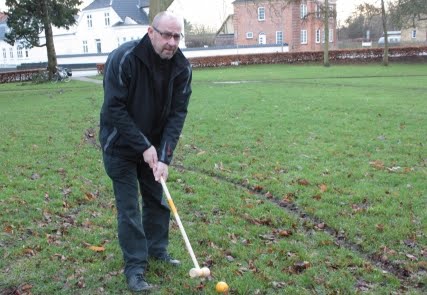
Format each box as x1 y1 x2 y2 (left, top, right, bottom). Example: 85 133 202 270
152 11 182 29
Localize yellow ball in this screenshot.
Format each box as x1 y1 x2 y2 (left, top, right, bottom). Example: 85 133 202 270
215 281 229 293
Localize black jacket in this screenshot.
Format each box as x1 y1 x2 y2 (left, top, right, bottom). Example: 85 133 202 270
99 34 192 164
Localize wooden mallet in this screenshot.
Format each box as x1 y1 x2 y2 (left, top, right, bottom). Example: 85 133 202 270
160 177 210 278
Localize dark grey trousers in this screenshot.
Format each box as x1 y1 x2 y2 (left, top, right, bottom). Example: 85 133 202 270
102 152 171 278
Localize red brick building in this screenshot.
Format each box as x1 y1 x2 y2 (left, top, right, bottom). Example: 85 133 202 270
232 0 337 51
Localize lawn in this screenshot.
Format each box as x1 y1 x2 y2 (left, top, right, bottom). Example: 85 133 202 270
0 63 426 294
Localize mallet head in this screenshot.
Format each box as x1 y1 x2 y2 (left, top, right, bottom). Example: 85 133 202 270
189 267 211 278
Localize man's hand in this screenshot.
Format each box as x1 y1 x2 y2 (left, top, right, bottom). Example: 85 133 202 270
153 161 168 182
143 146 158 169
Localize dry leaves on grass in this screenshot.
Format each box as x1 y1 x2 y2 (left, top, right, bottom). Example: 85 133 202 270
0 283 33 295
82 242 106 252
297 178 310 186
288 261 311 274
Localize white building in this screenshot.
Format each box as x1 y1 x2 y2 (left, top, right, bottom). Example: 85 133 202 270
0 0 159 69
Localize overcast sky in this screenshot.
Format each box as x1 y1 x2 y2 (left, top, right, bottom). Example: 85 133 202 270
0 0 380 29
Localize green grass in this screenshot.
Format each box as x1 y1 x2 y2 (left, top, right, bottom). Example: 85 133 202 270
0 64 426 294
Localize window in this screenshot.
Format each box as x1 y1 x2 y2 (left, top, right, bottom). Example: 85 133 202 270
87 15 93 28
316 29 321 43
246 32 253 39
9 48 13 58
117 37 121 47
17 46 23 58
25 49 29 57
316 5 321 18
258 7 265 21
83 40 88 53
2 48 6 59
329 29 334 42
122 37 127 43
300 4 307 19
412 29 417 38
301 30 308 44
95 39 102 53
276 31 283 44
105 12 110 26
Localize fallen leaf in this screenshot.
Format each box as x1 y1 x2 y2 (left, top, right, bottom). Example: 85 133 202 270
23 248 36 256
375 224 385 232
276 229 292 237
30 173 40 180
184 186 194 194
319 183 328 192
21 283 33 292
253 185 263 192
84 192 97 201
259 234 276 241
297 179 310 186
264 191 273 198
272 281 286 288
4 224 14 234
406 254 418 261
293 261 311 273
387 166 401 172
355 279 372 291
312 194 322 201
369 160 384 170
88 245 105 252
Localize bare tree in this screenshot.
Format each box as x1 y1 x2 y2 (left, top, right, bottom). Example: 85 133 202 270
389 0 427 29
357 3 382 40
300 1 337 67
294 0 337 67
323 0 330 66
380 0 389 66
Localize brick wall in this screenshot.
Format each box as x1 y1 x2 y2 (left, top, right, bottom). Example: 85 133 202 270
233 0 337 52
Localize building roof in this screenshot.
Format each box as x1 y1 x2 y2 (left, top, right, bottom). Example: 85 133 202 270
0 12 7 23
0 13 7 40
82 0 149 25
216 14 234 35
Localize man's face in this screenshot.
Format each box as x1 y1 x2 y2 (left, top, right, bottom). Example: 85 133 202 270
148 17 182 60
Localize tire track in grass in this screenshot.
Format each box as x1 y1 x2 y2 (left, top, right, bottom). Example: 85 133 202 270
172 164 425 291
198 73 427 91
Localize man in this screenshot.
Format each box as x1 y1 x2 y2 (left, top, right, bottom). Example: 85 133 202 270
99 11 192 292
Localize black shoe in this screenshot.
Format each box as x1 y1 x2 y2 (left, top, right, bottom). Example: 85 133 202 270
153 254 181 266
127 273 153 292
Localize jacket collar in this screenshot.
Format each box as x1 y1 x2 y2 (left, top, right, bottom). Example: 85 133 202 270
133 34 188 72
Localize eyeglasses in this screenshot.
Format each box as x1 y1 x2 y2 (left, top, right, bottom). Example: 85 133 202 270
152 26 183 42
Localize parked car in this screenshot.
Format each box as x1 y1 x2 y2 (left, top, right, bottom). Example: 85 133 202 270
378 31 401 45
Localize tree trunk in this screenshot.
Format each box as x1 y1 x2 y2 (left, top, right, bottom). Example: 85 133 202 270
149 0 175 23
381 0 389 66
41 0 57 75
323 0 330 67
